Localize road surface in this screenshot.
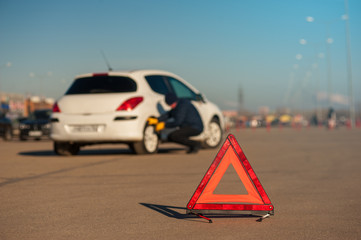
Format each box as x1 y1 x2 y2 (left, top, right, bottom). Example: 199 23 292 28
1 127 361 239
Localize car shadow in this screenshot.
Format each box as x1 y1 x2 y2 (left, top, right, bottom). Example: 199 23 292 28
18 149 133 156
18 147 186 156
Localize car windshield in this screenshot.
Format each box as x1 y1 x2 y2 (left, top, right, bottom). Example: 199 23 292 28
29 110 52 120
65 76 137 94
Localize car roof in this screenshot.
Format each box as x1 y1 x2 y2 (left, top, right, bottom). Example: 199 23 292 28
74 69 200 94
75 69 176 79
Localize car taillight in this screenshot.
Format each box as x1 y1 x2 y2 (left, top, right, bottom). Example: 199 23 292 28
52 102 61 113
116 97 144 111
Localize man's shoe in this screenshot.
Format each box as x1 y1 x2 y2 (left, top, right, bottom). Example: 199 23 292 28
187 145 200 154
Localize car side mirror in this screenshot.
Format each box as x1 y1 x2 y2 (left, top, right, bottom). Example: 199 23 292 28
196 93 206 103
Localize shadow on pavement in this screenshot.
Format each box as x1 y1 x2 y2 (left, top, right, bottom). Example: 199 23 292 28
140 203 262 223
18 147 186 157
18 148 133 156
139 203 201 222
0 158 121 187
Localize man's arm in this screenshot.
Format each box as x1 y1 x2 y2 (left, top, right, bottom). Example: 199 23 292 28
158 111 171 122
165 100 188 128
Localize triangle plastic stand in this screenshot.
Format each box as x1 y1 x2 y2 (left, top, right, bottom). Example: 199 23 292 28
186 134 274 220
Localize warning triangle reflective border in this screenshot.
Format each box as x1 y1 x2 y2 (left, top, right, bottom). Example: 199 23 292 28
186 134 274 214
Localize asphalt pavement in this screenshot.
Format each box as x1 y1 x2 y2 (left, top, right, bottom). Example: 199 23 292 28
1 127 361 240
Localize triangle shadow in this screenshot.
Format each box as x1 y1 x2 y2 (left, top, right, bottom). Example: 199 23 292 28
139 203 259 223
139 203 190 220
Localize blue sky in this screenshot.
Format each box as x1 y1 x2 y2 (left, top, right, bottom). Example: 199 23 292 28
1 0 360 112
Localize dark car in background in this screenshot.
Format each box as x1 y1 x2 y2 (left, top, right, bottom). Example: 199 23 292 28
0 112 13 141
19 109 52 141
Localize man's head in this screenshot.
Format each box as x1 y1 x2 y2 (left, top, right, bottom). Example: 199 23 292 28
165 93 178 108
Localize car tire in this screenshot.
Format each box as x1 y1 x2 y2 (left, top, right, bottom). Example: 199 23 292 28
3 127 12 141
54 141 80 156
130 124 159 154
202 118 223 149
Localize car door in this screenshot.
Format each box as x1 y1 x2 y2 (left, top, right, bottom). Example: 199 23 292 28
144 75 173 115
165 76 212 129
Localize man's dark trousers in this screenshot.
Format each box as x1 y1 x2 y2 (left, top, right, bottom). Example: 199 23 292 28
168 126 201 149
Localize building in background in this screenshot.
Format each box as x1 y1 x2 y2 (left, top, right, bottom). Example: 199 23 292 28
0 92 54 118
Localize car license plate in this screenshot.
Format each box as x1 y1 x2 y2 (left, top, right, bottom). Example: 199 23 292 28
29 131 42 137
69 125 103 133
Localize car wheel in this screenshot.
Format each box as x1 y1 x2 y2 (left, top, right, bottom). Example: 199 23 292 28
131 124 159 154
54 141 80 156
203 118 223 148
3 127 12 141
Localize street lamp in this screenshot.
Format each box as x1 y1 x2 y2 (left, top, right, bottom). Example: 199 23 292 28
343 0 355 128
306 16 334 109
306 16 314 23
287 54 304 111
299 38 325 123
307 1 356 128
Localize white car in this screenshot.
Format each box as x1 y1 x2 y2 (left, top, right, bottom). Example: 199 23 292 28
50 70 224 155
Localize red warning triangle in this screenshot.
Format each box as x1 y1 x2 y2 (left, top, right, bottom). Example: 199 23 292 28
186 134 274 214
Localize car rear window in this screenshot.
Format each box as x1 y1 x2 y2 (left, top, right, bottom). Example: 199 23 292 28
32 110 52 120
65 76 137 95
145 75 170 95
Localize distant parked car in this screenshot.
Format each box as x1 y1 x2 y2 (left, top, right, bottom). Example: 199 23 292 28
19 109 52 141
0 112 13 141
51 70 225 155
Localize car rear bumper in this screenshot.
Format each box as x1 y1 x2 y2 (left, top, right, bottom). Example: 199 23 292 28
50 114 145 142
